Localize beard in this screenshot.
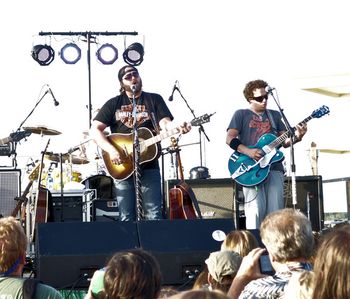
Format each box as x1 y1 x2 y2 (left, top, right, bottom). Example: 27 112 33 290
123 80 142 93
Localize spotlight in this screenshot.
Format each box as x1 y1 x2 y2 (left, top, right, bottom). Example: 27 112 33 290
59 43 81 64
123 42 144 66
96 43 118 65
31 44 55 66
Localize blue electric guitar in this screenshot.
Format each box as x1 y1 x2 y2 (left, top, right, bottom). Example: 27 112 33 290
228 105 330 187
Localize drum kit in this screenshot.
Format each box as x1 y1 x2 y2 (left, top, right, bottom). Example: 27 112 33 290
23 125 106 191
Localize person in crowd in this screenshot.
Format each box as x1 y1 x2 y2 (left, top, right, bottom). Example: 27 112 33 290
193 230 258 290
0 216 63 298
85 248 162 299
226 79 307 229
227 208 314 299
221 230 259 256
168 289 230 299
284 270 315 299
311 223 350 299
90 65 190 221
205 250 242 293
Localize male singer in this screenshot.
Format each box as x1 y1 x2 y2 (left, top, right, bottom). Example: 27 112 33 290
90 65 190 221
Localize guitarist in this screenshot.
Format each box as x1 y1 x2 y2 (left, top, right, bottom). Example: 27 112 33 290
90 65 191 221
226 79 308 230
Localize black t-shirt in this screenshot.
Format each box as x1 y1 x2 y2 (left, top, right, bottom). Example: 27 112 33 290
95 91 174 170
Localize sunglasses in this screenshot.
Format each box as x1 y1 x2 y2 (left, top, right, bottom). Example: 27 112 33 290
123 71 139 81
252 94 268 103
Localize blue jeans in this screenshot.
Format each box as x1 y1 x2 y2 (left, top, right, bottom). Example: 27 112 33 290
114 168 163 221
243 170 285 229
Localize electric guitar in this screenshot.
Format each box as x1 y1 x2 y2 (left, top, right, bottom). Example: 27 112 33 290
102 114 212 181
0 131 31 145
228 105 330 187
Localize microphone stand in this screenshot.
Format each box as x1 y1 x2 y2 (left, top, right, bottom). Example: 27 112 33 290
268 89 298 207
176 87 210 166
131 87 144 221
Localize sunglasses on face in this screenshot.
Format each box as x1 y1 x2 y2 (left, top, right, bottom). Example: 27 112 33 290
123 71 139 81
252 94 268 103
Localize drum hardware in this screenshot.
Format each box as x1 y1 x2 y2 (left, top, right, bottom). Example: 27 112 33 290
45 152 90 165
23 126 62 136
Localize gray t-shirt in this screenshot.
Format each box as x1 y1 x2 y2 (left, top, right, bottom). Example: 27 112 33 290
0 277 63 299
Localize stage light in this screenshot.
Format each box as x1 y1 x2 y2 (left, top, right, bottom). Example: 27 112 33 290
96 43 118 65
59 43 81 64
123 42 144 66
31 44 55 66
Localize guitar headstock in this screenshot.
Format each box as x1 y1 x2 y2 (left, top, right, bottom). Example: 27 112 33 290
170 137 179 150
28 163 43 181
190 113 216 127
312 105 330 118
10 131 31 142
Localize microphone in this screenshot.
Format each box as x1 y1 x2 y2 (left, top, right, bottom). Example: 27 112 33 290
265 86 275 94
67 146 80 154
168 80 179 101
48 86 59 106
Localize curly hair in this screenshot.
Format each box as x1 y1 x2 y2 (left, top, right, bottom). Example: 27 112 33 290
101 249 162 299
0 216 27 273
243 79 268 101
260 208 314 263
312 224 350 299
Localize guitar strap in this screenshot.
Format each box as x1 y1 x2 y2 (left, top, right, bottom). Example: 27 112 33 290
266 109 278 135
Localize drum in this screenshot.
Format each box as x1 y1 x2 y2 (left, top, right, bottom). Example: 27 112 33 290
82 174 114 199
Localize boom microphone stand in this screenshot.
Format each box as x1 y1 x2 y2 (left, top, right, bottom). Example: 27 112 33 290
267 87 298 207
175 87 210 166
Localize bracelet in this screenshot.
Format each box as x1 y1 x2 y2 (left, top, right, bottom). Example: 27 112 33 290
229 138 242 150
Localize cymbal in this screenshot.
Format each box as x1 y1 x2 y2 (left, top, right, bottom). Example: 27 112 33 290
45 153 90 164
319 149 350 154
23 126 61 135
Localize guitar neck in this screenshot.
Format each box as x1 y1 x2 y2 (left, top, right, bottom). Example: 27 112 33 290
142 127 181 148
269 115 313 149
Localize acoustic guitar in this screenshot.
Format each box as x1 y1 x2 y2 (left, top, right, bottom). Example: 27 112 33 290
11 163 41 220
168 137 202 220
31 141 51 242
102 114 211 181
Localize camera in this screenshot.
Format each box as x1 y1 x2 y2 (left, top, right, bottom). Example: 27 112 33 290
259 253 274 275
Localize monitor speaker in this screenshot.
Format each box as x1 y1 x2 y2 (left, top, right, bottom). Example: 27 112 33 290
165 179 234 219
0 169 21 217
137 218 235 285
36 221 139 288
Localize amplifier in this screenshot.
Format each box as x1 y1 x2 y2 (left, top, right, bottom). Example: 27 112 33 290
92 199 119 222
0 169 21 217
51 191 85 222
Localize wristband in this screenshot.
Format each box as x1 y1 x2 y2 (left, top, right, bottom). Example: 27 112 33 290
229 138 242 150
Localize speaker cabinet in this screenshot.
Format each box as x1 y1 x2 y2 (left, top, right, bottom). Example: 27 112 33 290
235 175 324 231
137 218 235 285
284 175 324 231
92 199 119 221
36 221 139 288
0 169 21 217
166 179 234 219
51 191 84 222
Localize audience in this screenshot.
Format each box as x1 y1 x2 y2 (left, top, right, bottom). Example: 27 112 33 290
85 248 162 299
220 230 259 256
168 289 230 299
311 223 350 299
284 270 315 299
205 250 242 293
0 216 63 298
227 208 314 299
